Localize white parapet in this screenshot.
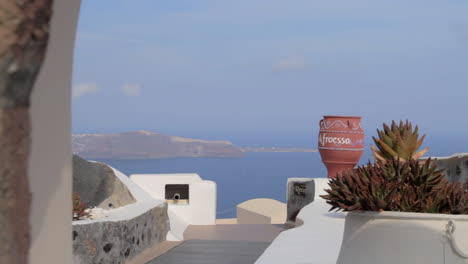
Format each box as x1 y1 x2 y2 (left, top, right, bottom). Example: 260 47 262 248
73 167 165 224
255 178 346 264
130 173 217 241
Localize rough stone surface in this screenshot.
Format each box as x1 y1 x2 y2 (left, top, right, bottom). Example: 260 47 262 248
73 155 136 209
287 178 315 223
72 203 169 264
432 154 468 183
0 108 31 264
0 0 53 108
0 1 53 263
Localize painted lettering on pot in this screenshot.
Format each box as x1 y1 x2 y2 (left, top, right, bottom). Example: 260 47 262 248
319 133 353 146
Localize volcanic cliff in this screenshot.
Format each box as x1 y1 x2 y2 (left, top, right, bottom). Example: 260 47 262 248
72 130 245 159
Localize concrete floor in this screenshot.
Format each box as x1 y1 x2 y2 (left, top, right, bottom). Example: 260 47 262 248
184 224 286 242
146 240 271 264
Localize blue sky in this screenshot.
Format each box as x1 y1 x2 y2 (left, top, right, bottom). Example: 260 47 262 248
72 0 468 150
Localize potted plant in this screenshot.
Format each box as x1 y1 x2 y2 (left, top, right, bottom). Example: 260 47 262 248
321 121 468 264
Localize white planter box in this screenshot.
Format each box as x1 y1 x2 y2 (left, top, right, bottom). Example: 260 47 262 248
337 211 468 264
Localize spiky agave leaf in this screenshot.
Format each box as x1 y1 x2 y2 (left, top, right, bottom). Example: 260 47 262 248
370 144 386 162
371 120 429 162
413 147 429 160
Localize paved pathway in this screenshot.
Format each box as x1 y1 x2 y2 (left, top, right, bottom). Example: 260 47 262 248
183 224 285 242
145 224 286 264
146 240 271 264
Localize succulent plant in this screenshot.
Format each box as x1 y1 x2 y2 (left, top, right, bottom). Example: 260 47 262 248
73 193 90 220
437 182 468 214
371 120 429 162
320 158 467 214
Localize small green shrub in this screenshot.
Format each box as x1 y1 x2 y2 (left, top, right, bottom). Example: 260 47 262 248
320 158 468 214
73 193 90 220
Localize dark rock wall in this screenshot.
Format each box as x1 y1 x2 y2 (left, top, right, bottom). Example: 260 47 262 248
73 203 169 264
73 155 136 209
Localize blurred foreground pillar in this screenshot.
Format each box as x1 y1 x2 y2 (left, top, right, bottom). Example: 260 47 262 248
28 0 81 263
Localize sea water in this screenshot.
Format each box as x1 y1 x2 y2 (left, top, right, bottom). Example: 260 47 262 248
96 134 467 218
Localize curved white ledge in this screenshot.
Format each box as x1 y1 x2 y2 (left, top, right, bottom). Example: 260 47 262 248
73 167 166 225
256 178 346 264
347 210 468 221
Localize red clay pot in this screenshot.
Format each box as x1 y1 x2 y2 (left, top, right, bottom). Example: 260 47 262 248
318 116 364 178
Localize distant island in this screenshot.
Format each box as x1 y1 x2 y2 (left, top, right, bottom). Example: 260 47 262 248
240 147 317 153
72 130 316 160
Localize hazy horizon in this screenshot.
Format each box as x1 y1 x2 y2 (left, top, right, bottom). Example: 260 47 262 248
71 128 467 159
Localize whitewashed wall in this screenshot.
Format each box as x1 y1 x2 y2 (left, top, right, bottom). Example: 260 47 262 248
28 0 81 263
130 173 217 240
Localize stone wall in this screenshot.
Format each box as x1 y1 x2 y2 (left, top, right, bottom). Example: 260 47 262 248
73 203 169 264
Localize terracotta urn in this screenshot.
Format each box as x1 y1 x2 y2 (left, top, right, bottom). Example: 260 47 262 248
318 116 364 178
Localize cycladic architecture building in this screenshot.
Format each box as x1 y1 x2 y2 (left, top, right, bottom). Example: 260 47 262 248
131 173 217 240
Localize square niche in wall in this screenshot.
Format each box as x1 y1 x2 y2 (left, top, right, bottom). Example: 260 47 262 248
165 184 189 205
